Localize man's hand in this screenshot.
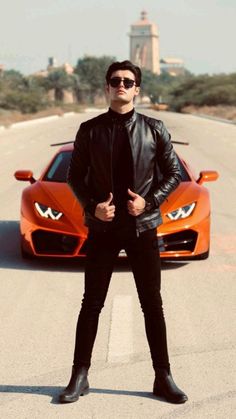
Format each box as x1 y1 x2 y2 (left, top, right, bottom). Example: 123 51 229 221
95 192 115 222
127 188 145 216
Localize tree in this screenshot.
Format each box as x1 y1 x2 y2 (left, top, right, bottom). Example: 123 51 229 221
2 70 26 89
0 69 48 113
2 89 47 113
75 55 116 102
141 69 185 104
170 73 236 111
35 69 78 101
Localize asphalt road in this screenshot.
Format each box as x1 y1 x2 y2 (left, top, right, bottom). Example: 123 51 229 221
0 109 235 418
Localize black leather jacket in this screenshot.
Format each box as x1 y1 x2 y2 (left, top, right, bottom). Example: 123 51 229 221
67 110 181 234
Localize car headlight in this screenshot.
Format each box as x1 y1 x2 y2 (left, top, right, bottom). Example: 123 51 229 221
167 202 196 221
34 202 63 220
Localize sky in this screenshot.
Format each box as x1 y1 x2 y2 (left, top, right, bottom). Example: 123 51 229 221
0 0 235 76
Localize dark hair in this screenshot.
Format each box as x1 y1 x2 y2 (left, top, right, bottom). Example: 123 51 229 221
105 60 142 86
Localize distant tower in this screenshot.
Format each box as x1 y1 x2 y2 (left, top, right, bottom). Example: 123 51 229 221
129 11 160 75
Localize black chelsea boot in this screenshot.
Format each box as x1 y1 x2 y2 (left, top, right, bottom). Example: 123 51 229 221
153 369 188 404
59 366 89 403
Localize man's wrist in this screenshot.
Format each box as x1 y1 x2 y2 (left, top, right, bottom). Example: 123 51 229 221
144 200 153 212
84 200 97 216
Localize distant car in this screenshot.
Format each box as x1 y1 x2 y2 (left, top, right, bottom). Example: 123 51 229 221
14 143 218 260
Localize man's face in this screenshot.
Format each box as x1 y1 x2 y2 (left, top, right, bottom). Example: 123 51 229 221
106 69 140 105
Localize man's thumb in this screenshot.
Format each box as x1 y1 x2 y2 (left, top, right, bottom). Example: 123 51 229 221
105 192 113 205
128 188 137 199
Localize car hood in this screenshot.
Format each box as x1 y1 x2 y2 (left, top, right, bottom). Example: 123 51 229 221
37 181 201 216
160 181 204 214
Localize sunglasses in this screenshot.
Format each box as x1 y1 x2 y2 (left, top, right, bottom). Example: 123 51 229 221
109 77 136 89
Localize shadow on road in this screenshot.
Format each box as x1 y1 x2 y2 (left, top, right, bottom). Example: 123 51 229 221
0 220 187 272
0 220 85 272
0 384 166 404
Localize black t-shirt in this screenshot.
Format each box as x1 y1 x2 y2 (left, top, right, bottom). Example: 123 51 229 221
108 108 135 228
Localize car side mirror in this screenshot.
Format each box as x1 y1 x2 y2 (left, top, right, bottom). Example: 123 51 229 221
197 170 219 185
14 170 36 184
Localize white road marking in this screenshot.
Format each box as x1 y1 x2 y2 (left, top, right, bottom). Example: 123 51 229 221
107 295 133 363
62 112 75 117
10 115 60 129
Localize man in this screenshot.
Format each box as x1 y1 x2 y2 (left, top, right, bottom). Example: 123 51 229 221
59 60 188 404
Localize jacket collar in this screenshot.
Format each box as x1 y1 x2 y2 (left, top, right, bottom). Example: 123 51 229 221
107 108 137 126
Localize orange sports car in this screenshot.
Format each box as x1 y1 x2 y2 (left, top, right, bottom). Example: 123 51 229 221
14 143 218 260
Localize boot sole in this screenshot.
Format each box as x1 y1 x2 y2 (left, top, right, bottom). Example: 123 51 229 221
59 387 90 403
153 389 188 404
81 387 90 396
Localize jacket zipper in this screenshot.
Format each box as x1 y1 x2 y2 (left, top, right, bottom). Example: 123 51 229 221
126 125 140 237
110 125 115 199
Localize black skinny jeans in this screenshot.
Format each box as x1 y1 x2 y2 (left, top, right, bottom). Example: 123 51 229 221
73 226 170 371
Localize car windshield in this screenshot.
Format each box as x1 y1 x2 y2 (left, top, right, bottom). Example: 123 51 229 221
43 150 73 182
42 151 191 183
177 156 191 181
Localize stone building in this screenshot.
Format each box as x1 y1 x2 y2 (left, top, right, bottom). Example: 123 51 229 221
129 10 160 75
33 58 75 104
160 57 185 77
129 11 185 77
